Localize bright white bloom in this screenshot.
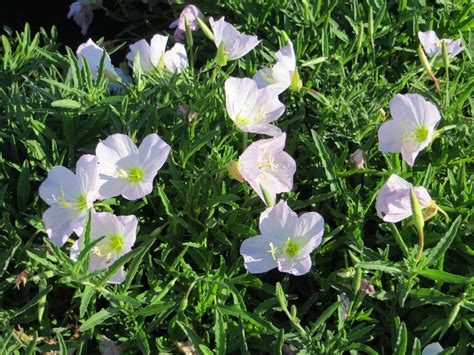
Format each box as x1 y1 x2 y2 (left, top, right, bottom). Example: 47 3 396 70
238 133 296 205
76 39 118 81
240 201 324 276
209 17 260 60
418 31 463 58
378 93 441 166
68 0 103 36
71 212 137 284
349 149 366 169
254 40 300 93
39 155 99 246
169 4 204 42
375 174 433 223
96 133 170 201
422 343 443 355
126 34 188 73
225 77 285 136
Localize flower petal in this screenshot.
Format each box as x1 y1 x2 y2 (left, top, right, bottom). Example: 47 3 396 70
43 205 84 246
378 119 411 153
240 235 277 274
277 254 312 276
259 201 298 244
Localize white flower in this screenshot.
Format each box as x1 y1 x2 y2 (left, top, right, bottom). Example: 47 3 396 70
418 31 463 58
67 0 103 36
39 154 99 246
209 17 260 61
71 212 137 284
422 342 443 355
76 39 118 81
238 133 296 205
126 34 188 73
169 4 204 42
378 93 441 166
254 40 300 93
240 201 324 276
96 133 170 200
225 77 285 136
375 174 433 223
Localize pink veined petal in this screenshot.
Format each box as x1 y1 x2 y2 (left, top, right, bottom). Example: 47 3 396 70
209 17 226 48
97 178 128 200
418 31 440 57
121 179 154 201
294 212 325 256
163 43 188 73
138 133 171 179
224 77 258 121
412 186 433 208
401 141 423 166
75 154 99 201
276 254 312 276
256 87 285 123
43 206 85 246
241 122 283 136
404 93 440 129
96 134 139 166
275 41 296 72
226 34 260 60
389 94 418 124
150 34 168 67
240 235 278 274
253 67 276 89
259 201 298 244
116 214 138 253
271 61 292 90
378 119 411 153
39 166 80 206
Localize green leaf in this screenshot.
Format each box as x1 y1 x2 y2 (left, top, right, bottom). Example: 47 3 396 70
79 285 96 319
393 321 407 355
0 235 21 277
422 216 461 268
356 261 403 274
136 328 150 355
311 129 339 193
418 269 468 284
310 301 340 334
176 321 213 355
134 303 174 317
16 160 30 210
51 99 81 109
214 309 226 355
217 305 277 332
79 308 117 332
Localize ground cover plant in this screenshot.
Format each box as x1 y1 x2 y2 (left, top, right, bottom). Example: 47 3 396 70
0 0 473 353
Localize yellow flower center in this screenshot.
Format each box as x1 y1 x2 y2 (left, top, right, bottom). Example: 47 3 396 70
94 234 125 259
282 239 300 258
236 116 250 125
415 126 429 143
57 187 87 213
117 167 145 184
75 194 88 212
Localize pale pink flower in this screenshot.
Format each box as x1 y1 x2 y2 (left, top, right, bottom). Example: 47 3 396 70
71 212 137 284
95 133 170 201
209 17 260 60
225 77 285 136
169 5 204 42
238 133 296 205
240 201 324 276
418 31 463 58
39 155 99 246
375 174 432 223
254 40 300 93
349 149 366 169
76 39 118 81
126 34 188 73
378 93 441 166
67 0 103 36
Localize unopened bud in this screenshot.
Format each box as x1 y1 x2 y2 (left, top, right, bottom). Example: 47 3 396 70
196 17 214 41
349 149 366 169
185 17 193 48
418 45 440 92
290 70 302 92
216 41 228 66
226 161 243 182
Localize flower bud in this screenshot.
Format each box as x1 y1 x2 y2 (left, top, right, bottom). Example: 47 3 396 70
349 149 366 169
196 17 215 41
216 41 228 66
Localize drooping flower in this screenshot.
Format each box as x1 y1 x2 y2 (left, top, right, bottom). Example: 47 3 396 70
170 4 204 42
349 149 366 169
238 133 296 205
126 34 188 74
76 39 119 81
39 154 99 246
254 40 301 93
95 133 170 201
421 343 443 355
240 201 324 276
225 77 285 136
378 93 441 166
375 174 433 223
70 212 137 284
209 17 260 61
67 0 103 36
418 31 463 58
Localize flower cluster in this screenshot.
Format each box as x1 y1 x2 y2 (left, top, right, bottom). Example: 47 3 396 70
39 134 170 283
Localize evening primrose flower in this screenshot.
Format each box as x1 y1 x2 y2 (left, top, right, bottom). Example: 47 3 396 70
39 154 99 246
225 77 285 136
378 93 441 166
375 174 433 223
70 212 137 284
422 343 443 355
240 201 324 275
254 40 301 93
126 34 188 73
418 31 463 58
238 133 296 205
76 39 119 81
170 5 204 42
209 17 260 61
68 0 103 36
96 133 170 201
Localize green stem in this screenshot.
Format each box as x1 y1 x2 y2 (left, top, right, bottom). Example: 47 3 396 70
416 229 424 260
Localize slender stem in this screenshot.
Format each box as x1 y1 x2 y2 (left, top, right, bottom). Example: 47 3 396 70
416 229 424 260
242 131 248 150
